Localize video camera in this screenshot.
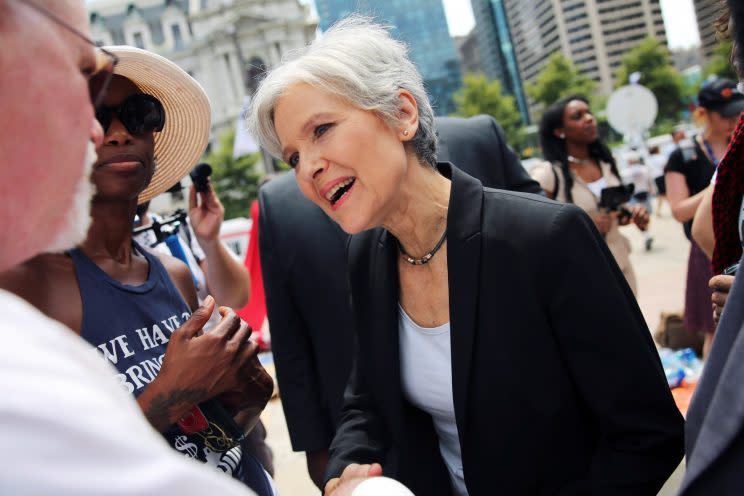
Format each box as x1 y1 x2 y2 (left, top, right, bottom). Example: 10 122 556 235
599 184 634 222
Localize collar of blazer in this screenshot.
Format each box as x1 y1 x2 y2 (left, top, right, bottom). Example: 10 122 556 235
347 162 484 448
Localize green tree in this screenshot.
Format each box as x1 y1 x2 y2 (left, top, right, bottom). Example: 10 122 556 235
526 53 596 108
453 74 524 149
704 40 738 81
614 37 685 122
203 127 263 220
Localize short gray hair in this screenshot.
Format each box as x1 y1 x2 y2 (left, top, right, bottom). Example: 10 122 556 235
247 15 437 168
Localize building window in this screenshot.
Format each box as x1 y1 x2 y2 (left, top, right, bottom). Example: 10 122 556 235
171 24 183 50
149 20 164 45
112 29 125 45
133 32 144 49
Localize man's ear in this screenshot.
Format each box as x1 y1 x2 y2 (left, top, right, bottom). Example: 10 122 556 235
398 90 419 141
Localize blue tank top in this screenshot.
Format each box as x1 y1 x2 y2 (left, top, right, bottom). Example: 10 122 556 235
69 244 273 495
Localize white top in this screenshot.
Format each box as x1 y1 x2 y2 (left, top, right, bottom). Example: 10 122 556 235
0 289 255 496
398 305 467 496
586 176 608 200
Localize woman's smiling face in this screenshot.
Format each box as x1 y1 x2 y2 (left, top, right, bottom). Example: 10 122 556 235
274 83 412 234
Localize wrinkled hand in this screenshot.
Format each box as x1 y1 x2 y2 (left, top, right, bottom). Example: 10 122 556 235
189 182 225 243
140 297 257 430
710 274 735 324
624 204 649 231
593 212 613 234
325 463 383 496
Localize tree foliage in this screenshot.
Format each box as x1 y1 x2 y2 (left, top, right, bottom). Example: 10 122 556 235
704 40 738 82
203 127 263 220
453 74 524 149
614 37 685 121
526 53 597 109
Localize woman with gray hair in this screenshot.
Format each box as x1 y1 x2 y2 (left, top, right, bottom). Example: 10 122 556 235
249 16 683 496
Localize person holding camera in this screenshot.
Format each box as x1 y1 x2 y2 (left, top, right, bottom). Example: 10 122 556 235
532 95 649 294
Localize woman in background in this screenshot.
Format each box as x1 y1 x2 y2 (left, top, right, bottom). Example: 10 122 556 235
531 95 649 294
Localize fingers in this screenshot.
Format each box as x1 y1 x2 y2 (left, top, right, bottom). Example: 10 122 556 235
211 307 241 339
367 463 383 477
710 274 735 292
711 291 728 307
178 295 215 339
325 478 340 495
189 184 198 211
227 321 253 356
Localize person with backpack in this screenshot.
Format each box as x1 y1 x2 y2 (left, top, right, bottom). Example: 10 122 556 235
531 95 649 294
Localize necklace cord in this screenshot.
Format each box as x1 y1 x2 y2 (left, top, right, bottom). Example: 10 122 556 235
397 228 448 266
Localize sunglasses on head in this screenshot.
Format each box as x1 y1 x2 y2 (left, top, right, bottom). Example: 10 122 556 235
17 0 118 109
96 94 166 135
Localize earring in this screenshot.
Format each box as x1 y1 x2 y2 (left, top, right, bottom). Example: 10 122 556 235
559 133 565 139
403 130 409 136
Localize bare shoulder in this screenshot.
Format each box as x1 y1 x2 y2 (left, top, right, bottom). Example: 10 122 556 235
154 252 198 311
0 253 82 331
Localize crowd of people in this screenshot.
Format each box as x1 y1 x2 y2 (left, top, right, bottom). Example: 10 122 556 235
3 0 744 495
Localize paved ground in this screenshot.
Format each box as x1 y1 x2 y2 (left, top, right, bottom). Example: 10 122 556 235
262 201 692 495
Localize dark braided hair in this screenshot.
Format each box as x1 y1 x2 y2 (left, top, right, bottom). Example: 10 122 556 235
538 95 621 203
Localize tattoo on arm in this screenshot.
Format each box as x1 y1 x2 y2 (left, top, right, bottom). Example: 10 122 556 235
142 388 209 432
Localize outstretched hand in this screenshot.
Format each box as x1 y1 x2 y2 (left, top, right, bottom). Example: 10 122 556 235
325 463 383 496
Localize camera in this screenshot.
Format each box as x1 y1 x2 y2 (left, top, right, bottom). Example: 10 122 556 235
599 184 634 212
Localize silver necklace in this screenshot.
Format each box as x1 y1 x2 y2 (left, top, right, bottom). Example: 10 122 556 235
398 229 447 266
567 155 594 166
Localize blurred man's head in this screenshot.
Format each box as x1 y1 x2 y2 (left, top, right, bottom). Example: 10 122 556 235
0 0 106 272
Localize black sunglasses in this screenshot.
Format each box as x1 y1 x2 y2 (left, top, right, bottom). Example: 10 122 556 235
96 94 166 136
17 0 118 109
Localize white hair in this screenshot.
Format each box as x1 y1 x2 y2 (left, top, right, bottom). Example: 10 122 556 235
247 15 437 167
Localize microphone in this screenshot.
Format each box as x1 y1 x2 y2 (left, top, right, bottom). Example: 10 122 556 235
189 163 212 193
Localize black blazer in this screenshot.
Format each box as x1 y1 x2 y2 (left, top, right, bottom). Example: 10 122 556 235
327 164 684 495
259 116 541 452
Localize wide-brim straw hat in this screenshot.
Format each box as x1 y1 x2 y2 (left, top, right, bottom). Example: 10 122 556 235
104 46 211 204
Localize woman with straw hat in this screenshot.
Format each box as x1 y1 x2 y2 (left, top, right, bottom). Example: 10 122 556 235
0 46 275 496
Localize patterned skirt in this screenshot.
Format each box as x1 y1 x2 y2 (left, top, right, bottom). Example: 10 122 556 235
684 240 715 334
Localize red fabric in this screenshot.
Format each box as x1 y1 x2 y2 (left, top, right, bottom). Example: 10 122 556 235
712 113 744 274
237 200 268 349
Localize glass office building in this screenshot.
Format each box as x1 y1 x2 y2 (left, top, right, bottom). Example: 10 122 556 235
471 0 529 124
316 0 463 115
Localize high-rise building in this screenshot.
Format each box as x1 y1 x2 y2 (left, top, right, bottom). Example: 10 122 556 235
471 0 529 124
454 30 483 76
315 0 462 115
502 0 667 117
692 0 720 62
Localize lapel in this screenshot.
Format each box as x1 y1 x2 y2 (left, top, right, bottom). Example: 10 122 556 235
439 163 483 450
682 320 744 490
371 228 406 437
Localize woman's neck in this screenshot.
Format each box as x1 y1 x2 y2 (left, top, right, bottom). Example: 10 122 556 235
382 159 451 258
703 128 729 148
78 198 139 264
565 141 591 161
